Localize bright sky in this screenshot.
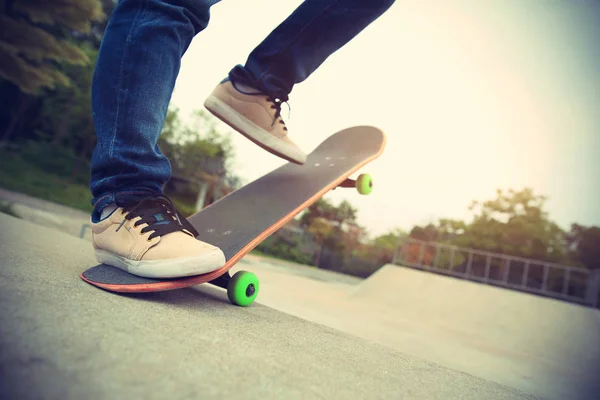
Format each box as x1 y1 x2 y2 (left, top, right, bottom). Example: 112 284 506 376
170 0 600 238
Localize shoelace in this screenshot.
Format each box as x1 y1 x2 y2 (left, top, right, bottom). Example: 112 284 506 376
232 81 291 131
268 97 291 131
115 195 199 240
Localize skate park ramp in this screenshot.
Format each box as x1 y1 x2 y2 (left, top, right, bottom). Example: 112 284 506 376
0 213 534 400
225 258 600 400
346 264 600 400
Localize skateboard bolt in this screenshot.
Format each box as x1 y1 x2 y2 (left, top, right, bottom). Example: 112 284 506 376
246 284 256 297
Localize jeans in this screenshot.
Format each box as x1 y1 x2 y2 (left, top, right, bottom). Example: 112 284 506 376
90 0 395 221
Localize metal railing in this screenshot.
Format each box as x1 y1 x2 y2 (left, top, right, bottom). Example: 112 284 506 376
393 238 600 308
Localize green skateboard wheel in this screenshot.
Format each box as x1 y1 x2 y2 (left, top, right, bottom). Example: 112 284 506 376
227 271 260 306
356 174 373 195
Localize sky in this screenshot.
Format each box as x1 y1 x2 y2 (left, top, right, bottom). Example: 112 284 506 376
169 0 600 238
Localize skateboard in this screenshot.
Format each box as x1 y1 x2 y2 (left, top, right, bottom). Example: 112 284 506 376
80 126 386 306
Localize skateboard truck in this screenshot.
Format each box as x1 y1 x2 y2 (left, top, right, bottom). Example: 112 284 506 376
335 173 373 195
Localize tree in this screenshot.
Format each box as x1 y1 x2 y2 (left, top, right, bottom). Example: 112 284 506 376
360 228 407 264
0 0 107 147
457 188 568 262
406 188 570 264
299 198 362 266
336 200 358 224
306 217 337 266
159 107 236 182
33 45 98 152
300 198 358 227
567 224 600 270
0 0 105 93
74 0 117 48
409 223 440 242
158 106 241 213
300 198 334 227
436 218 467 242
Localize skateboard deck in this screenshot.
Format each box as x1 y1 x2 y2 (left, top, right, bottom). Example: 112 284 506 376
81 126 386 305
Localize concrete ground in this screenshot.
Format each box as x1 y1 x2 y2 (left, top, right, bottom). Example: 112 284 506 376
242 259 600 400
0 188 91 239
1 189 599 399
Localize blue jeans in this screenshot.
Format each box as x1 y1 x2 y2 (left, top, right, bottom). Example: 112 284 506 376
90 0 395 221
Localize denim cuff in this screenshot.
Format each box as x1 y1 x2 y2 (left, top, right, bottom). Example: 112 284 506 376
91 189 161 222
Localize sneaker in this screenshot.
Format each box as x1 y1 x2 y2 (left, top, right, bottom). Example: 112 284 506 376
204 79 307 165
91 195 226 278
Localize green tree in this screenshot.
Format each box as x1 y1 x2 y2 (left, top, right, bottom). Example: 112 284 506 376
300 198 358 227
1 0 107 147
34 45 97 152
567 224 600 270
372 229 407 251
77 0 117 48
300 198 335 227
458 188 568 262
408 188 569 263
359 228 407 264
436 218 467 242
300 198 361 265
306 217 337 266
0 0 104 93
409 223 440 242
336 200 358 223
300 198 358 251
159 107 236 182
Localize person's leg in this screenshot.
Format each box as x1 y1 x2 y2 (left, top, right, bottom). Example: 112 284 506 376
90 0 220 222
205 0 395 164
89 0 226 278
231 0 395 101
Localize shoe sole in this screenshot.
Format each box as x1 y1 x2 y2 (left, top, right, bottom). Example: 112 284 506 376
204 95 307 165
94 249 226 279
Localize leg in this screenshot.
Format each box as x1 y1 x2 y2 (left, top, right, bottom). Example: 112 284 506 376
230 0 396 101
90 0 220 222
89 0 227 279
204 0 394 165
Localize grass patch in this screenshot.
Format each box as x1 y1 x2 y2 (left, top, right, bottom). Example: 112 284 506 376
0 150 93 212
0 146 198 215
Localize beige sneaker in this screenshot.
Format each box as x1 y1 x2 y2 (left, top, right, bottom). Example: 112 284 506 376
204 79 307 165
90 195 225 278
